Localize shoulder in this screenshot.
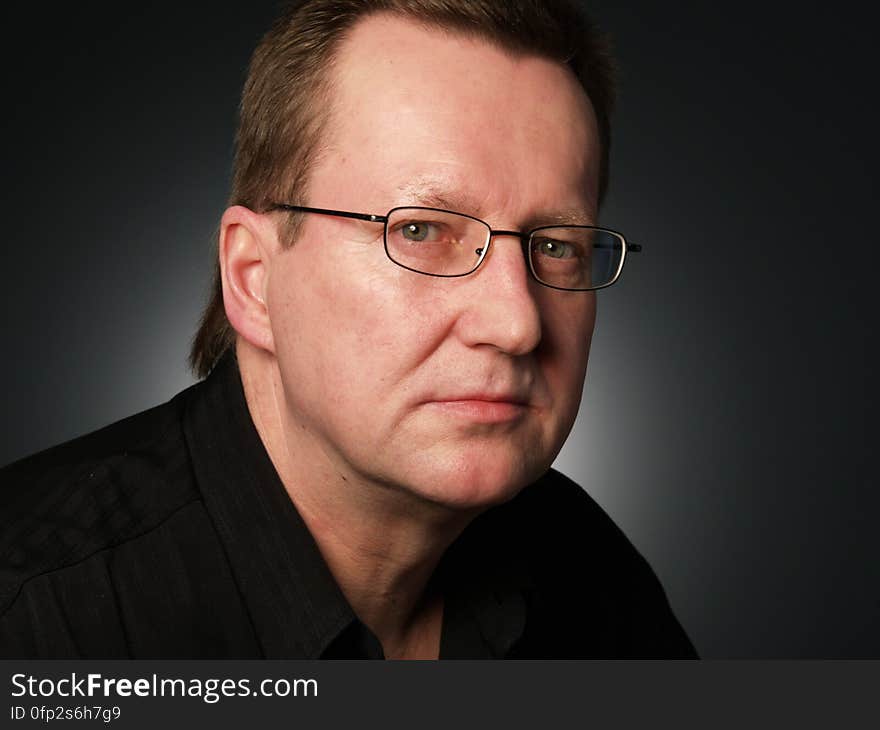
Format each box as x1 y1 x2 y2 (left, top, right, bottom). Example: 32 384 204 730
493 469 636 553
0 385 204 616
489 469 698 657
462 467 657 608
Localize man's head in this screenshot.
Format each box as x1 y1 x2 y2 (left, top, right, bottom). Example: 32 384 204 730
196 0 616 511
191 0 615 377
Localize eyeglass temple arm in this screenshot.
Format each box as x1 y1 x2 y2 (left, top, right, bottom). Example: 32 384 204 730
266 203 388 224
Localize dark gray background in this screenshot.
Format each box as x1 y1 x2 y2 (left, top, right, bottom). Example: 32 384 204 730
2 2 876 657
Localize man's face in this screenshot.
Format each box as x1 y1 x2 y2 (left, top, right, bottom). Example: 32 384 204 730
265 14 600 510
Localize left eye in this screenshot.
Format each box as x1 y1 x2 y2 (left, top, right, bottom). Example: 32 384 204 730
533 238 577 259
400 221 439 242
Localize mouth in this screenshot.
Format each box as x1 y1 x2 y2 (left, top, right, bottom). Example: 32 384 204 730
424 396 530 424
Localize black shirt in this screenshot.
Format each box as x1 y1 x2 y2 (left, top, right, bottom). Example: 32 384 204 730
0 354 697 658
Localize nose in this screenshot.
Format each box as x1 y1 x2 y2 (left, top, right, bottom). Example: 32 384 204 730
456 232 542 356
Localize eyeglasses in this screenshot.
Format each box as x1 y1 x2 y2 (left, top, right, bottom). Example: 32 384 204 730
265 204 641 291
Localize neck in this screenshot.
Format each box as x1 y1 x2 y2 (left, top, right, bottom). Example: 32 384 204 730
236 341 477 658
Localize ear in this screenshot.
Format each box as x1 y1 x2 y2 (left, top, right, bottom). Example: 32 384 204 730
219 205 278 354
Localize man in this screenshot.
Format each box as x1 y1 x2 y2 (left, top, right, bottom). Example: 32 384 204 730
0 0 696 658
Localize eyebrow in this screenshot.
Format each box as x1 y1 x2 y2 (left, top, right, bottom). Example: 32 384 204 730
392 180 485 217
530 209 597 227
391 179 597 228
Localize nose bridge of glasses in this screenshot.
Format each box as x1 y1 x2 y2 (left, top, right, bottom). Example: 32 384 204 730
474 228 529 256
489 228 528 239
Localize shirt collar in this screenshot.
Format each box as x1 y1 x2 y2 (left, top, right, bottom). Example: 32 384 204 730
183 351 535 659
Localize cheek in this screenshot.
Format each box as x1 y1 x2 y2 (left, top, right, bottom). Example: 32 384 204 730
540 296 595 411
267 249 448 404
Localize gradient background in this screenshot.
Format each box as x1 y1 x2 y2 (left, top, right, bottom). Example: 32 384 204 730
2 2 876 657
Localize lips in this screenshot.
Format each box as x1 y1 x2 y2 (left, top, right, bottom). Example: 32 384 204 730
423 393 531 423
437 393 529 405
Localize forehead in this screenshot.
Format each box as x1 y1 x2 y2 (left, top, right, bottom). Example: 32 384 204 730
310 13 600 218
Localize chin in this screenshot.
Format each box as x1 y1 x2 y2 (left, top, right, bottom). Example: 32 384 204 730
397 448 547 512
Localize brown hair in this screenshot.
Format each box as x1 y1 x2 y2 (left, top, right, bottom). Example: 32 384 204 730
189 0 617 377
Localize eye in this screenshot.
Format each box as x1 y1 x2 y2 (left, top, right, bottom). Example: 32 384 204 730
400 221 438 242
533 237 578 260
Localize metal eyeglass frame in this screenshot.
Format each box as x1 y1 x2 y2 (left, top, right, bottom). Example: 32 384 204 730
265 203 642 292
